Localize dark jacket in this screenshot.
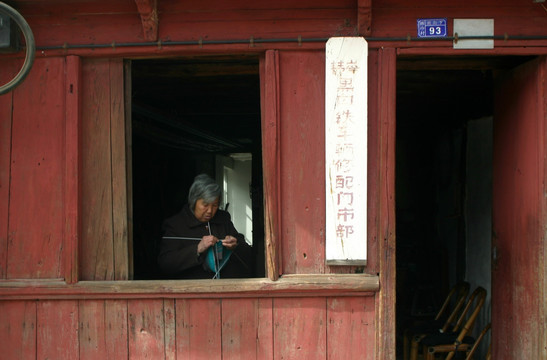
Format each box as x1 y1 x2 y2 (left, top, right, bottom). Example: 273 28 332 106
157 204 253 279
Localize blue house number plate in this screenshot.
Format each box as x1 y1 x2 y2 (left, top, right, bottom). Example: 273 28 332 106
417 18 447 38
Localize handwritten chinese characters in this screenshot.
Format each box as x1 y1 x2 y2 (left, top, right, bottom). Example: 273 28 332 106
325 37 368 264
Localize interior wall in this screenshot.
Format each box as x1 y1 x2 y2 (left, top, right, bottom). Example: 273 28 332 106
465 116 493 355
219 154 254 245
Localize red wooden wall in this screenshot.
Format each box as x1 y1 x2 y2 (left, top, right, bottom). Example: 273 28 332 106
0 48 382 360
80 58 129 281
0 296 376 359
492 57 547 360
1 0 546 359
0 57 67 279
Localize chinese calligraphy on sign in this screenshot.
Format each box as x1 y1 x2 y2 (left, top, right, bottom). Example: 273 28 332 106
325 37 368 265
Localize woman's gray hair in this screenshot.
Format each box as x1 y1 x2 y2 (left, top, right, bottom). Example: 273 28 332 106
188 173 221 212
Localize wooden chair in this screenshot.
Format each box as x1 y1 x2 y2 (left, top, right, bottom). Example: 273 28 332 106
412 286 487 360
403 281 470 360
465 323 491 360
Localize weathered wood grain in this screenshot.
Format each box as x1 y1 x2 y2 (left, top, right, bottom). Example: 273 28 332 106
327 296 375 360
105 299 130 359
273 297 327 359
8 57 66 279
0 300 36 359
176 298 222 359
374 47 397 360
256 298 274 359
134 0 159 41
0 274 380 300
163 299 176 360
15 1 355 47
0 59 16 279
7 0 546 56
279 50 327 275
365 49 379 276
81 59 115 280
79 300 108 359
124 60 135 279
128 299 166 359
64 55 81 284
222 298 274 359
37 300 79 359
261 50 282 280
110 59 129 280
358 0 372 36
77 300 129 359
492 57 547 360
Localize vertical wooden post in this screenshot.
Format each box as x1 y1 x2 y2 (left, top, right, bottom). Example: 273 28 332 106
110 59 129 280
261 50 282 280
375 47 396 360
0 61 14 279
125 61 134 280
65 55 81 284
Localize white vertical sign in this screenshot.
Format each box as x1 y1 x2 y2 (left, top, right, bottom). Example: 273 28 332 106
325 37 368 265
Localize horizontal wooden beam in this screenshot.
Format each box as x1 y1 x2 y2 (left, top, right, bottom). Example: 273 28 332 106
0 274 379 300
134 0 158 41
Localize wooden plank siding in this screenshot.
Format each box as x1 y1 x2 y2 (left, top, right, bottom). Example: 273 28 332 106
81 58 129 281
0 60 15 280
261 50 282 280
492 57 547 360
16 0 357 49
7 57 66 279
0 300 36 359
279 50 327 275
0 20 385 360
65 55 82 285
37 300 80 359
5 0 546 60
1 46 383 359
373 47 397 360
0 296 375 359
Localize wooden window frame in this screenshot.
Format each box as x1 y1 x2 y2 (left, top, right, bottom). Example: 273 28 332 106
0 51 379 299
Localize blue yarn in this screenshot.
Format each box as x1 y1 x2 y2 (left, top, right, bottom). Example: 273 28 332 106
205 242 232 276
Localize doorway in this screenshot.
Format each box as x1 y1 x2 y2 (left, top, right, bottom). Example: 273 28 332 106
395 55 535 359
129 55 264 280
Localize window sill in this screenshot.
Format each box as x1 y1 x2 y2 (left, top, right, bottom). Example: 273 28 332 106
0 274 379 300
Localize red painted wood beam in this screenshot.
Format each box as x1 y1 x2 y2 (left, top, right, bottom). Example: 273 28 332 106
134 0 158 41
358 0 372 36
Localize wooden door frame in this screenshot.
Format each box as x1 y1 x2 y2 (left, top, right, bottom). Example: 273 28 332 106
492 55 547 360
392 50 547 359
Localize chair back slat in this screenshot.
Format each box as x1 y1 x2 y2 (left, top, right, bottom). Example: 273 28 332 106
439 281 470 332
451 286 486 334
445 286 487 360
465 322 491 360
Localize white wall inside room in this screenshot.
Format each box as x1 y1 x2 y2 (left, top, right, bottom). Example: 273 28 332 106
216 153 253 245
465 116 492 357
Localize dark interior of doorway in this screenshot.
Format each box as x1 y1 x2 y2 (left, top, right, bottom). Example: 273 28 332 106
395 55 533 358
130 55 264 280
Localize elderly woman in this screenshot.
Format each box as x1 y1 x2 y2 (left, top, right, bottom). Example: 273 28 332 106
158 174 253 279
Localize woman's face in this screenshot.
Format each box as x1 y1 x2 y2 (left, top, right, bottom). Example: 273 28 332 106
194 198 220 223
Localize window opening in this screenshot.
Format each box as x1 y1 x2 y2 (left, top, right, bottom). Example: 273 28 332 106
130 56 264 280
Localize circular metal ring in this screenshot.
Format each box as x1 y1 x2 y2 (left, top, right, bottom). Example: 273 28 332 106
0 1 35 95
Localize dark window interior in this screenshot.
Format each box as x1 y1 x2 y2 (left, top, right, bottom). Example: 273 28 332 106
130 55 264 280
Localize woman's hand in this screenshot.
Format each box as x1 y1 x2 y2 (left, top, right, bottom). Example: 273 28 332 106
197 235 218 255
221 235 238 250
